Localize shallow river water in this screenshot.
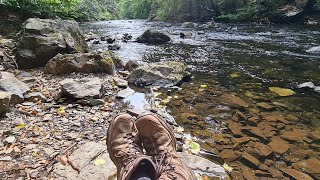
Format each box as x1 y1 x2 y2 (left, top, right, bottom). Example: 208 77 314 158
81 20 320 179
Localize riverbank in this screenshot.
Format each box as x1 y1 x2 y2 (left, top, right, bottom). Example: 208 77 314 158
1 18 320 179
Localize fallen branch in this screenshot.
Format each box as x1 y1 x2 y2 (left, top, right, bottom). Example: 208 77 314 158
2 49 18 68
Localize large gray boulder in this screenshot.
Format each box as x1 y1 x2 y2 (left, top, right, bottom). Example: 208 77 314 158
137 30 170 44
15 18 88 69
128 61 190 87
60 77 104 99
44 51 123 74
0 72 30 104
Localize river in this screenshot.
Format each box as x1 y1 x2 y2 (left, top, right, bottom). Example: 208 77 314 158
81 20 320 179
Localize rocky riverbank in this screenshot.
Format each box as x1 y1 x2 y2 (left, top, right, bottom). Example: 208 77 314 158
0 18 229 179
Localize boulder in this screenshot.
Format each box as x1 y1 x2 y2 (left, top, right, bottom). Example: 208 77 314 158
0 72 30 104
0 92 11 114
16 18 88 69
53 142 228 180
137 30 170 44
45 51 122 74
60 77 104 99
182 22 197 28
128 61 190 87
306 46 320 54
124 60 139 72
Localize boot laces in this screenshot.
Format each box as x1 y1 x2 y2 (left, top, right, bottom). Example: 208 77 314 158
114 132 141 172
154 148 178 180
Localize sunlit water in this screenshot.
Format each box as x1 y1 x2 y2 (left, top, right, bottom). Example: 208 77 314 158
81 20 320 123
81 19 320 179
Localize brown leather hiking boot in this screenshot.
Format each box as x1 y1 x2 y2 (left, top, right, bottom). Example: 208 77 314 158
136 113 197 180
107 113 157 180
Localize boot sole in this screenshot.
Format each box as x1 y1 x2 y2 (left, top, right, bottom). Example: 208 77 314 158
136 113 177 151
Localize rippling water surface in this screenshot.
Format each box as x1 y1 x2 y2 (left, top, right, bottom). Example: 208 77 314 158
82 20 320 178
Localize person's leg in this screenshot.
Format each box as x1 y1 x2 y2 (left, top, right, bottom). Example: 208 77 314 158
107 113 156 180
136 113 197 180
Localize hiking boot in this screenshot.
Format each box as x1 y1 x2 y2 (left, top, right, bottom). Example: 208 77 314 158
136 113 196 180
107 113 157 180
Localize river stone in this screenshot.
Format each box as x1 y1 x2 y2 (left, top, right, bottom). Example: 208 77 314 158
0 92 11 114
219 93 249 109
44 51 121 74
128 61 190 87
297 81 315 89
116 88 135 99
113 77 128 88
219 149 239 162
268 137 290 154
16 18 88 69
52 142 228 179
24 92 47 102
280 129 307 142
0 72 30 104
60 77 104 99
306 46 320 54
253 142 273 157
241 152 261 168
292 158 320 179
137 29 170 44
182 22 197 28
124 60 139 72
282 168 313 180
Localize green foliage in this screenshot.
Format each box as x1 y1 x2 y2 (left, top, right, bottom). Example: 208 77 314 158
0 0 120 21
120 0 153 19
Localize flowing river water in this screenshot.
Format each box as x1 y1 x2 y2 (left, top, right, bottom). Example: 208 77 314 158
81 20 320 179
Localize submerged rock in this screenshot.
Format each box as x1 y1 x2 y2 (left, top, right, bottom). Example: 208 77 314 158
268 137 290 154
297 81 315 89
15 18 88 69
60 77 104 99
219 93 249 109
45 51 121 74
292 158 320 179
0 72 30 104
128 61 190 87
282 168 313 180
306 46 320 54
137 29 170 44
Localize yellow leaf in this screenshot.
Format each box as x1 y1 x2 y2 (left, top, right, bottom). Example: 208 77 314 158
269 87 295 97
189 142 200 154
200 84 207 88
94 159 106 166
229 73 241 78
58 107 65 115
223 163 233 172
16 124 25 129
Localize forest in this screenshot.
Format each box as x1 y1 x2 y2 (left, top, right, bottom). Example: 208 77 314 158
1 0 319 23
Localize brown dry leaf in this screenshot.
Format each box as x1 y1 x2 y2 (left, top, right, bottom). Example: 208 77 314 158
59 155 69 166
13 146 21 153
